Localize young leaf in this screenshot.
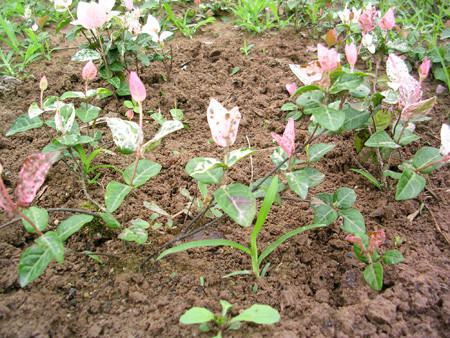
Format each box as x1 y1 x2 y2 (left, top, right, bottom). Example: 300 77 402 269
180 307 215 325
307 143 335 162
142 120 184 151
157 239 251 261
220 300 233 317
6 114 43 136
118 219 150 244
71 48 101 61
286 168 324 199
395 169 426 201
363 262 383 291
143 201 170 217
310 105 345 131
333 187 356 209
99 212 121 229
412 147 443 174
214 184 256 227
258 223 327 265
252 176 278 242
36 231 64 263
123 160 161 187
339 208 366 236
76 103 101 123
225 147 255 168
350 169 382 190
18 245 53 287
106 118 142 154
312 204 338 225
56 214 94 241
185 157 224 184
230 304 280 325
105 181 132 212
21 207 49 234
15 152 59 206
60 91 85 100
383 250 404 265
364 131 400 149
28 102 44 119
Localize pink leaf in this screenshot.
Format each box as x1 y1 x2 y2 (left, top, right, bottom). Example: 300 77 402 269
440 124 450 157
400 96 436 121
71 1 108 30
379 8 395 30
418 57 431 81
345 42 358 71
207 99 241 148
358 5 379 33
129 71 146 103
15 152 59 207
317 44 339 73
271 118 296 157
368 229 385 252
82 60 97 81
285 82 297 95
289 63 323 86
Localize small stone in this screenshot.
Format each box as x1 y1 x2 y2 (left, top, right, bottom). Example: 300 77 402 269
366 297 396 324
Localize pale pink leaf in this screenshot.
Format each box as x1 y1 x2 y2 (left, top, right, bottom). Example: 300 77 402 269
207 99 241 148
15 152 59 207
400 96 436 121
289 63 322 86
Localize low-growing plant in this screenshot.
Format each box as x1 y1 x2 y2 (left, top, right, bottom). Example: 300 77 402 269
180 300 280 337
233 0 286 33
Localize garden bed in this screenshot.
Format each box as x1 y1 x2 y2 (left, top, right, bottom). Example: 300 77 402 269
0 21 449 337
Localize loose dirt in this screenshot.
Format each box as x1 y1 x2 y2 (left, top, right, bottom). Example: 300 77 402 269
0 21 449 337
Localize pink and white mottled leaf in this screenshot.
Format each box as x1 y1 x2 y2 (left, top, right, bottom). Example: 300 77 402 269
15 152 59 207
386 54 411 91
400 96 436 121
207 98 241 148
271 118 296 158
440 124 450 157
289 63 322 86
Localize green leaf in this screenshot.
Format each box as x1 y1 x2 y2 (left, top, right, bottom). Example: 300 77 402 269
295 90 324 109
383 170 402 180
286 168 324 199
180 307 215 325
333 187 356 209
412 147 443 174
225 147 255 168
252 176 278 241
170 108 184 121
106 118 142 154
307 143 335 162
363 262 383 291
96 87 113 99
28 102 43 118
21 207 48 234
56 214 93 241
99 212 121 229
393 124 420 146
142 120 184 151
339 208 365 236
312 204 338 225
281 102 298 111
258 223 327 265
6 114 43 136
270 147 289 170
329 71 365 94
311 105 345 131
373 110 392 130
143 201 170 217
230 66 240 75
71 48 101 62
230 304 280 325
214 184 256 227
157 239 251 261
76 103 101 123
395 169 426 201
351 169 382 190
365 131 399 149
18 245 53 287
341 104 370 131
123 159 161 187
36 231 64 263
383 250 404 265
292 85 321 96
118 219 150 244
105 181 132 212
185 157 224 184
349 84 370 98
60 91 85 100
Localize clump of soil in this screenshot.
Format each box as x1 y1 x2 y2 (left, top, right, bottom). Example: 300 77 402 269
0 22 449 337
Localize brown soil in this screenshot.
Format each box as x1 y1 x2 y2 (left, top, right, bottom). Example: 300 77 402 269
0 21 449 337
